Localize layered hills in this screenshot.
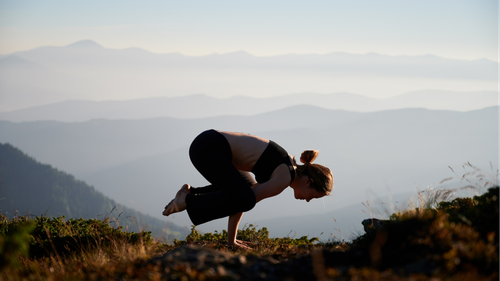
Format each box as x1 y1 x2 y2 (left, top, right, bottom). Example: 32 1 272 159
0 90 496 122
0 105 496 237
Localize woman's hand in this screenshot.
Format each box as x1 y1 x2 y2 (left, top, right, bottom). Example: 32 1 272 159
229 239 252 250
227 212 253 250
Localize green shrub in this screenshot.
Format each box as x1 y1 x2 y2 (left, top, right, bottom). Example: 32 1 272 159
0 214 153 259
438 186 499 240
176 223 321 254
0 216 35 268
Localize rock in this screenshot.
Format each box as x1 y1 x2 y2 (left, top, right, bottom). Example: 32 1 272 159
148 245 246 279
362 218 389 235
147 244 313 280
149 245 240 269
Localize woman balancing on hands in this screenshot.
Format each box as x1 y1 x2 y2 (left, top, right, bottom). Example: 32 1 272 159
163 129 333 250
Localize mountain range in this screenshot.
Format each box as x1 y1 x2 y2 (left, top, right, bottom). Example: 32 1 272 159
0 90 497 122
0 40 497 112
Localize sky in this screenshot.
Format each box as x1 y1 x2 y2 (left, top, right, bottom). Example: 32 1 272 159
0 0 498 61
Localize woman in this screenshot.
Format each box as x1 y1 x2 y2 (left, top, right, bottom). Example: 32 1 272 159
163 129 333 249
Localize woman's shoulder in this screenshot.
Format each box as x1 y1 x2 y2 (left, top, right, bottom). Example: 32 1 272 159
269 163 296 187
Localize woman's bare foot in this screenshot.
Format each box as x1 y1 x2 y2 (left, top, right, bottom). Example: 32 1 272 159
162 184 189 216
181 184 191 194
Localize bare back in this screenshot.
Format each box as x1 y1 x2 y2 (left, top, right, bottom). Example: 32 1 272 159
218 131 269 171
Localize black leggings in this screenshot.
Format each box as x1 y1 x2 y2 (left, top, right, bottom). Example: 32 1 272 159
185 129 257 225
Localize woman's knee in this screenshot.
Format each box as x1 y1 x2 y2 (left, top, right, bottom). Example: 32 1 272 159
237 190 256 212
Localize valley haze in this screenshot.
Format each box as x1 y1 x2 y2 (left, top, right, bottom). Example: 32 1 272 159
0 40 497 112
0 90 497 122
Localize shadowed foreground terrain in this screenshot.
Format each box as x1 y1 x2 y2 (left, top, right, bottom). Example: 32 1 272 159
0 186 497 280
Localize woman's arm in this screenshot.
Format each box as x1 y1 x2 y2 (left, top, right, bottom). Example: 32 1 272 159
226 181 285 249
227 165 291 249
252 182 285 203
251 163 291 202
227 212 252 250
252 177 289 203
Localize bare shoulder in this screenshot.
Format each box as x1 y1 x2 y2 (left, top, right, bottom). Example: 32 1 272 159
270 163 294 187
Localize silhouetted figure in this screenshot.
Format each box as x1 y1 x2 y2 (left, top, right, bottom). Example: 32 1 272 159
163 129 334 249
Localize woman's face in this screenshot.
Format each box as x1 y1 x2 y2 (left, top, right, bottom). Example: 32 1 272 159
292 175 325 202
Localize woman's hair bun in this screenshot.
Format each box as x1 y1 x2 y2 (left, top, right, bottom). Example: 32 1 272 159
300 150 319 164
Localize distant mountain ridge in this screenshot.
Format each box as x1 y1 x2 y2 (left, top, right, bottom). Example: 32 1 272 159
66 39 104 49
0 143 187 240
0 40 496 111
0 90 496 122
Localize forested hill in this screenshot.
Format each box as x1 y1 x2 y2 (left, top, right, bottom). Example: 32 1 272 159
0 142 187 241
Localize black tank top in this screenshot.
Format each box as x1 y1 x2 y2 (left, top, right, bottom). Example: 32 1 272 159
251 140 296 185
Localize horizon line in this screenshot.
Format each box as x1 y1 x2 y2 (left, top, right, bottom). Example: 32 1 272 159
2 39 497 62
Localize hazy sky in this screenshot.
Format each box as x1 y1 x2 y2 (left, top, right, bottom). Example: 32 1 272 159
0 0 498 61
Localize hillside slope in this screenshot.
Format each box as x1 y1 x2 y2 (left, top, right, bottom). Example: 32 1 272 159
0 143 187 240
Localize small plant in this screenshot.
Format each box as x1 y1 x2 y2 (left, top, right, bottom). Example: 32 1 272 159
0 217 35 268
177 223 323 254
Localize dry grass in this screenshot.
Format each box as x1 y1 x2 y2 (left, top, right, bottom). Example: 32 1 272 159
1 235 173 281
387 162 499 219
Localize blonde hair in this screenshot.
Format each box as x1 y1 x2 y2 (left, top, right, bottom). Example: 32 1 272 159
293 150 334 195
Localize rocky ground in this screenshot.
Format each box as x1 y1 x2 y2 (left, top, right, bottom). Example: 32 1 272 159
146 244 365 280
143 242 495 281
